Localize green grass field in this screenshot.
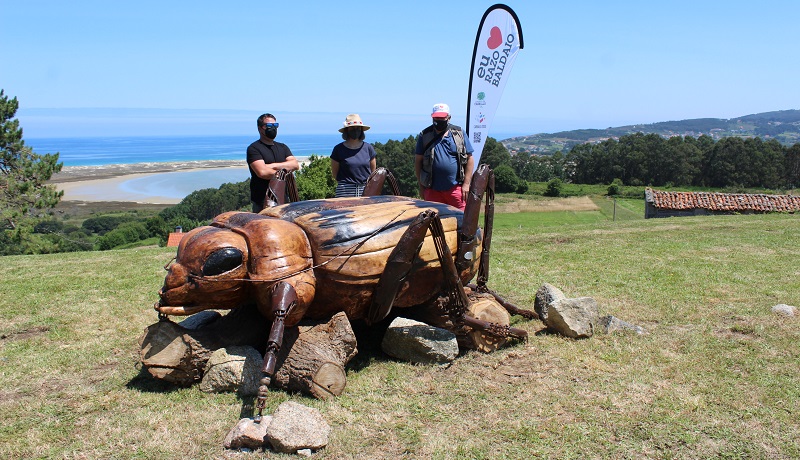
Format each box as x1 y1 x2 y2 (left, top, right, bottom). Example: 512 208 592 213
1 209 798 458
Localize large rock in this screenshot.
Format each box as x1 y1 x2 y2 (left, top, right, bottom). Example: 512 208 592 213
199 346 263 396
545 297 599 338
534 283 566 324
223 416 272 450
381 317 459 364
265 401 330 454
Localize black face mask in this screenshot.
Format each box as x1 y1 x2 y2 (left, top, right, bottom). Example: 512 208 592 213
346 129 361 140
264 127 278 139
433 119 449 131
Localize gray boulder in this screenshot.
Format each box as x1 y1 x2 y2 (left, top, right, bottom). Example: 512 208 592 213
545 297 599 338
381 317 459 364
534 283 566 324
199 346 263 396
266 401 330 454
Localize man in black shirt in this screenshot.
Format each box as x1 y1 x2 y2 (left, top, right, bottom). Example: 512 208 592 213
246 113 300 212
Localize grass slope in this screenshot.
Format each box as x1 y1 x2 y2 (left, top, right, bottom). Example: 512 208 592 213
1 212 798 458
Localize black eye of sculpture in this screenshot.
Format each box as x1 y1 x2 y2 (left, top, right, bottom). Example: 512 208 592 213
202 248 243 276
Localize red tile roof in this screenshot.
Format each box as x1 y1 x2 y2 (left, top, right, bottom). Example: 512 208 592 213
646 189 800 212
166 232 185 247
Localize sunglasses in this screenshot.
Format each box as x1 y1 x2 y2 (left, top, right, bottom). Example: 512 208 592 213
262 122 279 128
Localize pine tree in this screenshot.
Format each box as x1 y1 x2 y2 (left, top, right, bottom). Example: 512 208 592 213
1 89 63 235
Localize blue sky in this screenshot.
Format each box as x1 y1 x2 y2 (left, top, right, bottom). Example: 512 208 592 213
2 1 799 139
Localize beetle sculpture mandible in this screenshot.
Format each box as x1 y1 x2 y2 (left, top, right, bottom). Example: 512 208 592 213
154 165 537 421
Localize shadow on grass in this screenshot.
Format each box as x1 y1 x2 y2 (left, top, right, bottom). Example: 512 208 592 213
126 365 187 393
345 317 393 373
533 327 559 337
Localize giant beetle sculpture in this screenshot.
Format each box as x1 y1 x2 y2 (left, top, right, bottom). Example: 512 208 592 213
154 165 536 420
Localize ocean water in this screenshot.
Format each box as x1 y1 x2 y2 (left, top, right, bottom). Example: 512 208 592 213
115 167 253 200
27 133 411 167
30 133 412 201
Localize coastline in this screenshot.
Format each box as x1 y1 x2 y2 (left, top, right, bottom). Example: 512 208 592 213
50 160 245 183
50 160 249 204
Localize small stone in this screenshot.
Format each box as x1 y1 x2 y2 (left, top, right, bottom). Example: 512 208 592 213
266 401 330 454
297 448 313 457
598 315 647 335
771 304 797 317
223 417 272 450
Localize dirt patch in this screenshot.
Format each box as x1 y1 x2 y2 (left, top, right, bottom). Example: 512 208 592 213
1 325 50 341
495 196 600 213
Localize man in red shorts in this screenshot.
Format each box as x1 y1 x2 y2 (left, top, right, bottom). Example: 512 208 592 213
414 103 475 210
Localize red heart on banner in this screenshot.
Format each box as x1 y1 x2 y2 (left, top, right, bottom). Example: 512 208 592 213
487 26 502 49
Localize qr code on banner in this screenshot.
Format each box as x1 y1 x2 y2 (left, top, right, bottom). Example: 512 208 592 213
473 132 482 144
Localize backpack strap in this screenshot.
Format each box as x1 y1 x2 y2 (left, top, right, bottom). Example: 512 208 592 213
449 125 466 155
421 125 445 153
448 125 469 183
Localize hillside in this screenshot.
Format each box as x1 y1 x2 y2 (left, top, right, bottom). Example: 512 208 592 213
502 109 800 155
2 213 799 458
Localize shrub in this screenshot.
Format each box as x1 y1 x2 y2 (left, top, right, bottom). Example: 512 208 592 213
493 164 522 193
295 155 335 200
33 220 64 234
607 178 624 196
82 215 136 235
95 221 150 250
544 178 563 197
160 180 249 223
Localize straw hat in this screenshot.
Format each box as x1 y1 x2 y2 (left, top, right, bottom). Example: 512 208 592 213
339 114 371 133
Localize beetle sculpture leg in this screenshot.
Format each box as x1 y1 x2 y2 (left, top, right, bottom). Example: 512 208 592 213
255 281 297 422
263 169 299 209
427 212 529 341
369 208 527 340
363 167 401 196
368 210 436 324
466 284 538 320
458 164 537 320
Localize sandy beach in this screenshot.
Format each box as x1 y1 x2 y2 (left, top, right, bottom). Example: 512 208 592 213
50 160 247 204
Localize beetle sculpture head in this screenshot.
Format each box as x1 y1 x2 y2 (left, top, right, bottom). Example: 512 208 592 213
156 225 251 315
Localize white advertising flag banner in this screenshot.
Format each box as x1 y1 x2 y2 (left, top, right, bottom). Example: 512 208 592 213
467 4 524 168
